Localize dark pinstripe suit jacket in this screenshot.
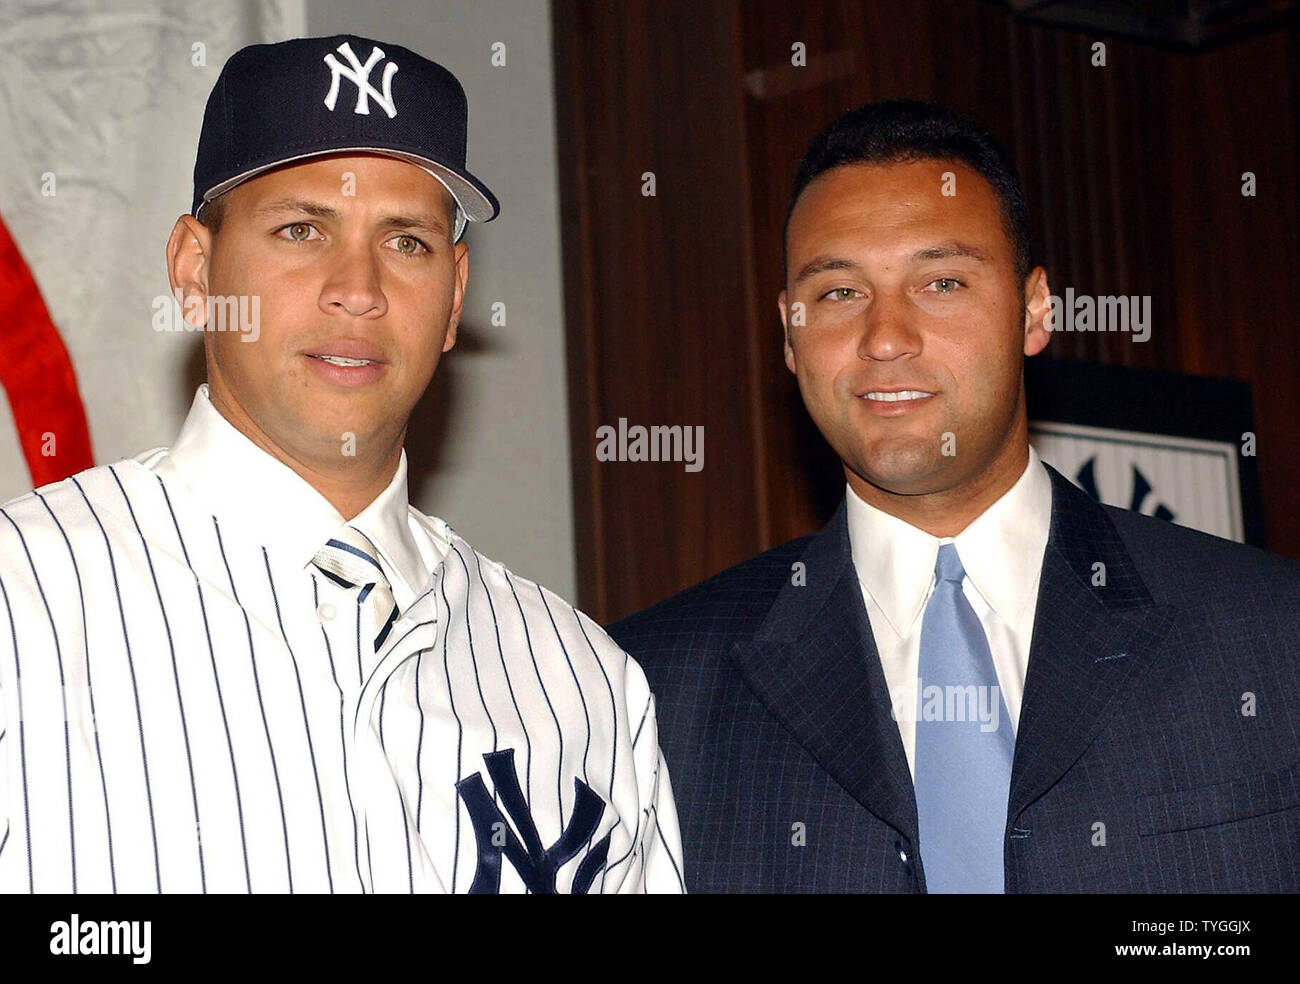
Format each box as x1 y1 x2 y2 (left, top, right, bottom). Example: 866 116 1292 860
608 462 1300 892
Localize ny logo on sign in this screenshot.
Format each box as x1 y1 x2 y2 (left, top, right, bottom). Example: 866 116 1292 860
1076 457 1176 522
322 41 399 119
456 749 613 894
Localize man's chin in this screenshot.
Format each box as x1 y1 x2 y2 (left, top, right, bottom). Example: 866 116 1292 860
846 450 951 497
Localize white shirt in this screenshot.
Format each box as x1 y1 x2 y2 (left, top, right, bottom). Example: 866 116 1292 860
0 385 683 893
142 384 437 616
845 446 1053 778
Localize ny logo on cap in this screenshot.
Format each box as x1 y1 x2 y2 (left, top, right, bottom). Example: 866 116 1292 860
322 41 399 119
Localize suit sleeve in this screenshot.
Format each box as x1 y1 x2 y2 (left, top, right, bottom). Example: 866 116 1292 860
622 657 686 894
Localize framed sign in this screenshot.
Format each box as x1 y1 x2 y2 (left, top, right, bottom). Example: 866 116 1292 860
1025 359 1265 548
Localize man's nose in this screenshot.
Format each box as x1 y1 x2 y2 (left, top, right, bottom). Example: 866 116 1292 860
319 242 388 319
856 293 922 361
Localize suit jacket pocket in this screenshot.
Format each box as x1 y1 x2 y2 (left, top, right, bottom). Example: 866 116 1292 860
1138 760 1300 836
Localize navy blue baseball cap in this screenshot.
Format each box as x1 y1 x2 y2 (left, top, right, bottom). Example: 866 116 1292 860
192 35 499 240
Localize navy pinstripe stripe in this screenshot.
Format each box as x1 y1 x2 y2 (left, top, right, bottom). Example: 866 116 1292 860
537 590 598 890
159 479 250 893
604 807 644 879
571 610 618 792
504 570 564 826
70 479 162 892
0 570 32 891
570 610 618 892
652 805 684 892
604 694 656 880
213 518 292 891
350 621 435 734
469 547 528 811
604 694 657 880
395 724 415 895
364 818 373 892
37 490 118 891
414 651 426 830
438 572 465 892
449 547 499 757
348 579 368 894
312 575 365 892
538 587 591 784
347 614 433 891
374 676 415 892
110 469 205 891
355 603 363 688
632 693 652 749
262 549 334 893
1 507 77 890
374 606 399 652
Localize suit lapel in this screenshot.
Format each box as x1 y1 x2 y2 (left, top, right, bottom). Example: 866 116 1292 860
1009 464 1176 821
726 462 1176 847
729 503 918 841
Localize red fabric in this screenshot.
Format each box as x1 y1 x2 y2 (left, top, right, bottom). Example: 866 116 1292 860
0 210 93 487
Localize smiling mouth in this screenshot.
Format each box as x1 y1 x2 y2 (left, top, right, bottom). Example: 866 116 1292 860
310 354 378 367
861 390 934 402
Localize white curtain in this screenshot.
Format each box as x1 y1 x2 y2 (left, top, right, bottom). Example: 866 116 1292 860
0 0 306 501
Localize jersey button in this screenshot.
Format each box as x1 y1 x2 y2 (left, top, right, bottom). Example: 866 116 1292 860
316 602 337 623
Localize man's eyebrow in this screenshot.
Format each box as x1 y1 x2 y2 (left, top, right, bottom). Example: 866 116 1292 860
377 212 449 236
793 242 992 283
911 241 992 264
254 198 342 220
252 199 448 236
793 256 861 284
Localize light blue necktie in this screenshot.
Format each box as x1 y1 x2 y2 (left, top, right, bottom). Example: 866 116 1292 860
914 543 1015 893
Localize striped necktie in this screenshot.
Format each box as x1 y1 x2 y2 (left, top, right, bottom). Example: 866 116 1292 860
913 543 1015 893
311 526 400 652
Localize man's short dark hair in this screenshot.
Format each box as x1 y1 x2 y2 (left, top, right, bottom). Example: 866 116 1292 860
785 100 1033 288
196 196 225 234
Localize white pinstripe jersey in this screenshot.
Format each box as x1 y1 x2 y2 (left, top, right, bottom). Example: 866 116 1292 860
0 439 684 893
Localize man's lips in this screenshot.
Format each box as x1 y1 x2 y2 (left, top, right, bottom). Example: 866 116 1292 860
302 339 387 364
302 339 388 386
856 386 936 401
856 386 937 415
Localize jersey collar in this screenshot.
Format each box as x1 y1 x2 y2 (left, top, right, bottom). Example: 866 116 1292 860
152 384 427 602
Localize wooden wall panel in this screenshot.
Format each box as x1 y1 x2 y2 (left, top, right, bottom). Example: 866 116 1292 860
553 0 765 622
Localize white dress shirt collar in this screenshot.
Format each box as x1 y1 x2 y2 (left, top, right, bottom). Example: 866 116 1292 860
846 445 1053 637
157 384 426 597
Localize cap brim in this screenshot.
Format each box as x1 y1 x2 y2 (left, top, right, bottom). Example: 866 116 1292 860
197 146 499 224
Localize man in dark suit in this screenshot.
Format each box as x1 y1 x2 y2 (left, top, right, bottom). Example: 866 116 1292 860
608 100 1300 893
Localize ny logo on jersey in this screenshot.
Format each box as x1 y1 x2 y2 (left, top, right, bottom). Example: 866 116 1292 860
322 41 399 119
456 749 612 894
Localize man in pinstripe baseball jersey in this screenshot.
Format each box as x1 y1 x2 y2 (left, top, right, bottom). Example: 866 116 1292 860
0 35 684 893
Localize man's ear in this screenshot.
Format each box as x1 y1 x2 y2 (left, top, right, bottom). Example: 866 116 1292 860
778 289 796 375
442 240 469 353
1022 266 1052 357
167 215 213 329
